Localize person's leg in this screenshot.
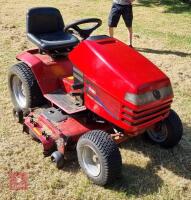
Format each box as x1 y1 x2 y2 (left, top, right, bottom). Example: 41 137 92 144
128 27 133 46
122 5 133 46
109 27 114 37
108 3 121 37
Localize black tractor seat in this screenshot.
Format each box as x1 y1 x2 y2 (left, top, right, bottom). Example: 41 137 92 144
27 7 79 52
27 31 79 51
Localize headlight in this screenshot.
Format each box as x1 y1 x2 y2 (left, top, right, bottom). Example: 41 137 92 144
125 85 173 105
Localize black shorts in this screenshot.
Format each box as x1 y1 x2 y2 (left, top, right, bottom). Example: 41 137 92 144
108 3 133 28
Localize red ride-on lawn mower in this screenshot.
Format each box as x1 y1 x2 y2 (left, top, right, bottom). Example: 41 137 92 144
8 7 183 185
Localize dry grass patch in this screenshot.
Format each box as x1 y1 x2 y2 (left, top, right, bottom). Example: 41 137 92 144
0 0 191 199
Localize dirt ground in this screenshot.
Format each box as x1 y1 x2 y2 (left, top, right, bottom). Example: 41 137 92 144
0 0 191 199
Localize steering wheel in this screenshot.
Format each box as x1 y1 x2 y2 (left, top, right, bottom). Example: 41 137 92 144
64 18 102 39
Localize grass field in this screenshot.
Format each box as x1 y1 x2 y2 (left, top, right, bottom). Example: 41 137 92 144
0 0 191 199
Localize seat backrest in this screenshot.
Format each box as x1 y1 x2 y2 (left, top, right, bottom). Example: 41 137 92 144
27 7 64 34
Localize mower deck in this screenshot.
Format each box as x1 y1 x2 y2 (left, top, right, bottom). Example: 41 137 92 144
23 106 112 155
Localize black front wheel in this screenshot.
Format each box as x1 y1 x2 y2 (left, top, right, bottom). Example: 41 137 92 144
77 130 122 186
146 109 183 148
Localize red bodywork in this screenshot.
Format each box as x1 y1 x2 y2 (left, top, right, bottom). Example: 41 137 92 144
17 37 173 138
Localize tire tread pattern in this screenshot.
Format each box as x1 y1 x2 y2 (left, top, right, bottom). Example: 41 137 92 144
77 130 122 185
8 62 44 108
162 109 183 148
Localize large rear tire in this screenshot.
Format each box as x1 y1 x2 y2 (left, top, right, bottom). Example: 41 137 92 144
77 130 122 186
8 62 44 109
146 109 183 148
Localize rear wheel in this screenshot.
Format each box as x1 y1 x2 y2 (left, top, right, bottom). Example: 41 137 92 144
146 109 183 148
77 130 122 186
8 62 44 109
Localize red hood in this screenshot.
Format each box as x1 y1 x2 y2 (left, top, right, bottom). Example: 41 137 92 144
69 38 170 101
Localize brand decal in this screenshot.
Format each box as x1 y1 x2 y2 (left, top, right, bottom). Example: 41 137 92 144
153 90 161 100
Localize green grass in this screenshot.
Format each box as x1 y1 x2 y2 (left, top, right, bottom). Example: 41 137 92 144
0 0 191 199
137 0 191 14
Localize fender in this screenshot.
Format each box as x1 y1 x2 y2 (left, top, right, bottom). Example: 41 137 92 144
16 49 47 94
16 49 73 94
16 49 42 68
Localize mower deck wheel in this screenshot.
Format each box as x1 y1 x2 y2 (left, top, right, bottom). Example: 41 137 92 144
12 108 24 123
77 130 122 186
51 151 64 169
146 109 183 148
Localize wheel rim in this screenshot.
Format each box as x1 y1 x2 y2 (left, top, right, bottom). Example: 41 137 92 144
147 123 168 143
81 145 101 177
12 76 27 108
